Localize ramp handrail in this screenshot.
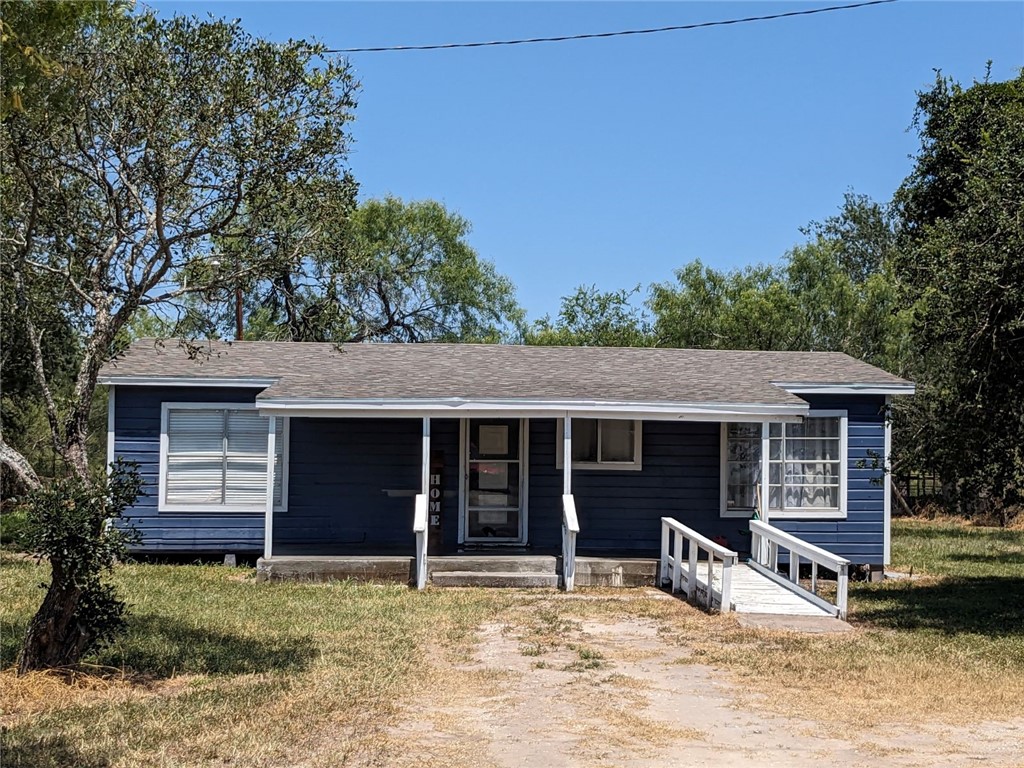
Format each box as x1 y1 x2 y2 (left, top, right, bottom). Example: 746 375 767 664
749 519 850 619
659 517 738 612
562 494 579 591
413 493 428 590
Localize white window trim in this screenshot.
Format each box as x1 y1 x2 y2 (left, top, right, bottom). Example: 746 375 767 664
158 402 289 514
555 418 643 472
720 422 764 519
720 410 847 520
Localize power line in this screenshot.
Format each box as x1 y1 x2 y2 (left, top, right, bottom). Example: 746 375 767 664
326 0 898 54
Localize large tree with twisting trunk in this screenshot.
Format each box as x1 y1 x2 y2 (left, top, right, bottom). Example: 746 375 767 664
1 5 357 670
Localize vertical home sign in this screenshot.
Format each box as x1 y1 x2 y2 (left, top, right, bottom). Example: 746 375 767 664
428 451 444 553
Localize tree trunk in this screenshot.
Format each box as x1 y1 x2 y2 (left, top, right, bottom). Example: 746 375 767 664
17 564 90 674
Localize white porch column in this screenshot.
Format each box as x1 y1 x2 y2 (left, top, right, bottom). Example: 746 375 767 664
563 415 572 495
421 417 431 494
264 414 277 560
759 421 771 526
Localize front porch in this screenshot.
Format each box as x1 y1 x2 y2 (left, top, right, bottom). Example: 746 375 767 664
255 553 660 588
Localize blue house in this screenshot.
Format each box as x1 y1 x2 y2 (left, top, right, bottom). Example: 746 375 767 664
101 340 913 592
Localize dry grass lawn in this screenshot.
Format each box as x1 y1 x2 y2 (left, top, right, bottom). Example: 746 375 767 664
1 519 1022 766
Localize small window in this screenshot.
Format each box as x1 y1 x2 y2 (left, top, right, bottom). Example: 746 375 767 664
721 413 846 519
160 404 287 512
557 418 642 471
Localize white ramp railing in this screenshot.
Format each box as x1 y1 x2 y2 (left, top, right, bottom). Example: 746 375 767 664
749 519 850 619
561 494 579 591
660 517 738 612
413 493 428 590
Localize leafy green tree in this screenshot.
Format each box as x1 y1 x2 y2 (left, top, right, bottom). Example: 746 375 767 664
650 242 907 372
1 7 357 671
524 285 653 347
891 70 1024 517
801 190 897 284
0 0 120 116
206 195 523 343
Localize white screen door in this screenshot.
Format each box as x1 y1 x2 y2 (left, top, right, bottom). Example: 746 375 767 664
464 419 525 543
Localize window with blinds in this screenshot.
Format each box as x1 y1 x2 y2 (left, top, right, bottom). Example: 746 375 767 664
161 406 286 511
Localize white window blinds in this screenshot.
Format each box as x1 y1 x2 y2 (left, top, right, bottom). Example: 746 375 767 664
164 407 285 510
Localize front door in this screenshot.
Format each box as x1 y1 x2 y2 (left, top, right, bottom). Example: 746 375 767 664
463 418 526 543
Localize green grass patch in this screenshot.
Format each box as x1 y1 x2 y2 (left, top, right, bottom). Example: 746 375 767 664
1 559 511 767
848 519 1024 669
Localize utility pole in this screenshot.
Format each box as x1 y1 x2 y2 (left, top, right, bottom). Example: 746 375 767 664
235 285 244 341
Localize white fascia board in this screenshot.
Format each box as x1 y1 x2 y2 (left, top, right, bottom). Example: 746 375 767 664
255 397 810 422
774 382 916 396
97 376 277 388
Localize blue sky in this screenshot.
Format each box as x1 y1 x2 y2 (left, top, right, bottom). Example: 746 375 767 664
151 1 1024 321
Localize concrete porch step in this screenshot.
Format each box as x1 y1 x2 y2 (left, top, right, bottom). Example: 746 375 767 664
430 570 560 588
574 557 658 587
428 555 558 574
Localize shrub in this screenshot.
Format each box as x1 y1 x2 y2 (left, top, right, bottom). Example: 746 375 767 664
17 460 142 673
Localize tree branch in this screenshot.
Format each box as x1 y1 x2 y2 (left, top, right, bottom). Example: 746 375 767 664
0 440 41 491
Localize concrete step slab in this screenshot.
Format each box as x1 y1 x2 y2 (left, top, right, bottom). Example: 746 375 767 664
257 556 412 583
428 555 558 574
430 570 560 588
574 557 658 587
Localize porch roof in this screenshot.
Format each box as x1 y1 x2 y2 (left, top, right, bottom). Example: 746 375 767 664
100 340 913 416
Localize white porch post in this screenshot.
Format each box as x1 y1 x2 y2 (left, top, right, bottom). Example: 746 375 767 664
563 415 572 495
415 417 431 590
264 414 277 560
561 415 577 591
760 421 771 526
422 417 431 495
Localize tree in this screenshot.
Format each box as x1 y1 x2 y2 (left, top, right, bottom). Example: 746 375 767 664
207 195 523 343
524 285 653 347
891 70 1024 518
0 1 118 117
649 242 908 372
800 190 897 284
1 7 357 670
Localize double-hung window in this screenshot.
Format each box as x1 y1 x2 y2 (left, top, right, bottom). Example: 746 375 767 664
721 411 846 519
160 404 287 512
556 418 642 471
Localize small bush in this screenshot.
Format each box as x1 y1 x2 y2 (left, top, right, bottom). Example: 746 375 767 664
17 460 142 673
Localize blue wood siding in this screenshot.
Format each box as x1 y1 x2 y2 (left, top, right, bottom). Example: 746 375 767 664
114 386 265 553
115 389 886 563
275 418 419 554
528 397 886 564
527 419 725 555
772 394 887 564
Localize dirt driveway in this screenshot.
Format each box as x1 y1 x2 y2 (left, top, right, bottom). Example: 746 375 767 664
389 590 1023 768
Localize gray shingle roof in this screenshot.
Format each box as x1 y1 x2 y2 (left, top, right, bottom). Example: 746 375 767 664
100 340 912 407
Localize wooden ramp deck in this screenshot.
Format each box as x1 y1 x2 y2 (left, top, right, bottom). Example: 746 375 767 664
679 561 832 617
661 517 849 619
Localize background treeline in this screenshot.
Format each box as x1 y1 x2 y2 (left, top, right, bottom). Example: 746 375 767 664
3 3 1021 525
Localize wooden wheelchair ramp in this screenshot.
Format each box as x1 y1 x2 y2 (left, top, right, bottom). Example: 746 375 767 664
677 561 832 616
661 517 850 619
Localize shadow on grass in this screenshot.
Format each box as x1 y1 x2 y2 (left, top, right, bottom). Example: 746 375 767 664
101 613 317 678
0 733 110 768
854 576 1024 637
949 552 1024 565
2 613 317 678
896 522 1023 543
